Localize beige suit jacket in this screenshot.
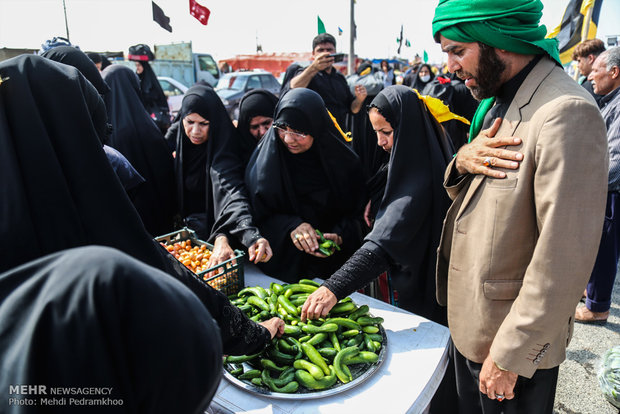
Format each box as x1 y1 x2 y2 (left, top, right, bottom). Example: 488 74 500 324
436 57 609 378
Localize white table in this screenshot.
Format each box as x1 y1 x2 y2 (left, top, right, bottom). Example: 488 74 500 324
209 265 450 414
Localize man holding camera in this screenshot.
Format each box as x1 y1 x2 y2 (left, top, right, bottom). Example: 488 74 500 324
289 33 367 129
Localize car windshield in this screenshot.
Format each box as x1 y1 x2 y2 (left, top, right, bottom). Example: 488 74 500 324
197 55 219 77
158 79 184 97
216 75 247 91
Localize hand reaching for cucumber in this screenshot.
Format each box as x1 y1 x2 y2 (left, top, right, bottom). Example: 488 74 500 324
259 317 285 339
301 286 338 321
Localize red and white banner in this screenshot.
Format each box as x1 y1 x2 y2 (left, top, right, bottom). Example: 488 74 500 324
189 0 210 26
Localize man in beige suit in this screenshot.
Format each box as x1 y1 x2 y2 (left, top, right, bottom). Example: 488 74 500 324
431 1 609 412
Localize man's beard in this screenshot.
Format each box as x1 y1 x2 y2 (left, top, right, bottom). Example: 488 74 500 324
457 43 506 101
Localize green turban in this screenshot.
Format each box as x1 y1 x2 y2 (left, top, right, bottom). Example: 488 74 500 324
432 0 561 65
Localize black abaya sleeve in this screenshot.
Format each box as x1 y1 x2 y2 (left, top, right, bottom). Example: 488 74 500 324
322 241 390 299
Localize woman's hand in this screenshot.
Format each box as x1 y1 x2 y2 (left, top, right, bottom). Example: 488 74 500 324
308 232 341 258
205 235 236 277
364 200 374 228
321 233 342 246
259 317 285 339
248 238 273 264
455 118 523 178
301 286 338 321
290 223 319 254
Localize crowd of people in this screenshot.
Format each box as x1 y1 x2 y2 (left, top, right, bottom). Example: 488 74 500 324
1 0 619 412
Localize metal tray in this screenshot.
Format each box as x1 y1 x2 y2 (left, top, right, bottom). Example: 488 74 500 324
222 323 388 400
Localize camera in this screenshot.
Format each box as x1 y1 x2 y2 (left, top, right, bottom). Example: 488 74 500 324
329 53 345 63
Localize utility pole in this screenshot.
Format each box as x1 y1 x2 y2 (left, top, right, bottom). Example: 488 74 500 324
62 0 70 42
348 0 355 75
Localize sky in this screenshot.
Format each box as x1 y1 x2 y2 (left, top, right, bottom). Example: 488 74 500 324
1 0 619 65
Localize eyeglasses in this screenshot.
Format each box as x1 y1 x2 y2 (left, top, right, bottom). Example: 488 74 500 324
274 125 309 141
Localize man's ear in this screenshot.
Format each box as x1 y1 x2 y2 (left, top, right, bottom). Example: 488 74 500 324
587 54 596 64
611 65 620 80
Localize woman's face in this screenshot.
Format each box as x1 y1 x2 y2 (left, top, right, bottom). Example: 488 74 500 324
248 115 273 141
183 113 210 145
369 108 394 153
418 66 431 78
135 62 144 75
275 125 314 154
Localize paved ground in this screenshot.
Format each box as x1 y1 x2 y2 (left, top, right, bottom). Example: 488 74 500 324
554 272 620 413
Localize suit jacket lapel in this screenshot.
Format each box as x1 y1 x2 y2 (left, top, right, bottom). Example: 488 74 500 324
454 58 557 220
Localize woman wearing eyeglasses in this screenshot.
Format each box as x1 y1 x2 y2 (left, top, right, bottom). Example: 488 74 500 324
301 85 455 326
174 84 272 266
245 88 366 283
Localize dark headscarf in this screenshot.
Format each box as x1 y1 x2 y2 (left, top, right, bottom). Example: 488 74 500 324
176 85 262 247
40 47 148 193
366 85 454 324
102 64 176 237
349 71 390 225
0 54 269 356
0 55 161 271
137 60 169 110
245 88 366 282
279 63 302 94
0 246 222 414
100 55 111 70
41 46 110 95
410 63 436 93
86 51 102 64
236 89 278 164
40 46 110 145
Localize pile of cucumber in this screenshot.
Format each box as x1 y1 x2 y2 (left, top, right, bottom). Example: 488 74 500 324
224 280 385 393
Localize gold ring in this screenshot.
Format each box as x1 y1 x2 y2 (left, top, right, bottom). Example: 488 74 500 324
483 157 492 167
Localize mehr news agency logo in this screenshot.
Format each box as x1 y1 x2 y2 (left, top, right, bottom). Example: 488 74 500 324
7 385 123 407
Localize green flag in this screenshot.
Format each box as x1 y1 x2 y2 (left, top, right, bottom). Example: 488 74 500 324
317 16 326 34
423 50 429 62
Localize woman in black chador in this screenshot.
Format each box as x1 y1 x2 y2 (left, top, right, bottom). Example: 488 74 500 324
134 58 171 133
403 63 436 92
245 88 366 283
236 88 278 166
0 55 283 413
102 64 177 237
302 85 454 326
40 46 146 198
174 84 272 265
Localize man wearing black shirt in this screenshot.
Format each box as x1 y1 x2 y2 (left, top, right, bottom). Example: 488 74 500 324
289 33 367 129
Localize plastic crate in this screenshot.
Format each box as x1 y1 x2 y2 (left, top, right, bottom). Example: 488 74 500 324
155 227 245 296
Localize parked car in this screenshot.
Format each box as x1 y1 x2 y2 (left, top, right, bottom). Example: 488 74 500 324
158 76 188 117
215 70 280 120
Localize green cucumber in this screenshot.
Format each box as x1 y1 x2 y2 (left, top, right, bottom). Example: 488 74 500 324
293 359 325 379
300 342 330 375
